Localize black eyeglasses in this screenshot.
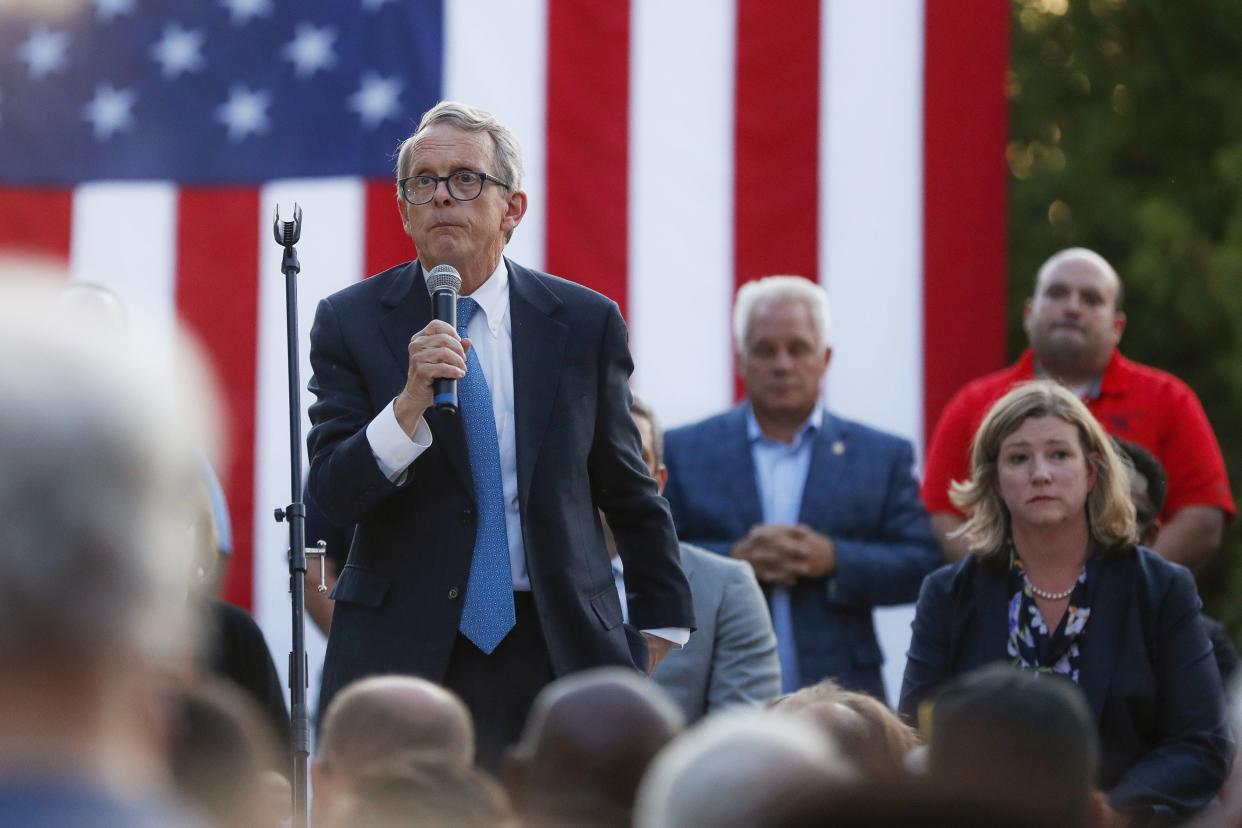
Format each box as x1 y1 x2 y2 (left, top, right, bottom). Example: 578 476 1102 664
398 170 511 205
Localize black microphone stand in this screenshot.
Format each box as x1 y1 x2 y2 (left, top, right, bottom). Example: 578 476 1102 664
271 204 315 828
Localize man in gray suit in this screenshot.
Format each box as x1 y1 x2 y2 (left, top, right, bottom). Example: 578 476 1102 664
608 398 781 721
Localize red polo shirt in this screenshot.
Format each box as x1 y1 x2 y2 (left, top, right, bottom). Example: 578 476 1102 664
921 349 1235 520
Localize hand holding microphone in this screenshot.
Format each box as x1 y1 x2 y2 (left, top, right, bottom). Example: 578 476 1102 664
392 264 469 434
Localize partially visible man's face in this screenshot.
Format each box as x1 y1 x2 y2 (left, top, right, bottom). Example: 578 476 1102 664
1124 463 1160 546
1023 256 1124 370
633 413 658 478
397 123 522 272
740 299 830 425
630 410 666 496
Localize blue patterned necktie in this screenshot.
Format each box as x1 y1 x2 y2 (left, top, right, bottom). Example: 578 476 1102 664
455 297 516 653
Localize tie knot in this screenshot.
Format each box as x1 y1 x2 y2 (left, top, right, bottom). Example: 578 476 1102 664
456 296 479 332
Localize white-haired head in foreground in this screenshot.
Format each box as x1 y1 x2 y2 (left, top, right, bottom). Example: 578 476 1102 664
634 709 857 828
0 265 220 667
733 275 833 356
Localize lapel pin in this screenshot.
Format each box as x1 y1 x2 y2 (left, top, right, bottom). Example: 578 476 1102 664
832 440 845 455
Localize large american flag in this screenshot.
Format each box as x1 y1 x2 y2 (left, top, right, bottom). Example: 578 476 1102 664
0 0 1007 703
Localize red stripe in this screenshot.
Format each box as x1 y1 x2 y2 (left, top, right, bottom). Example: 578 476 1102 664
922 0 1009 446
364 179 415 277
544 0 631 315
0 186 73 262
175 188 261 610
733 0 821 399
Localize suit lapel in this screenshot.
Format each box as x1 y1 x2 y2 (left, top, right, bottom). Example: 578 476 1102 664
508 260 567 514
1077 553 1132 721
377 262 472 493
960 562 1011 670
798 411 844 526
378 262 425 371
723 407 764 532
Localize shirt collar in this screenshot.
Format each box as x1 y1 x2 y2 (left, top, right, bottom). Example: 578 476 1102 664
745 403 823 445
454 258 509 337
1028 347 1117 402
1094 348 1125 398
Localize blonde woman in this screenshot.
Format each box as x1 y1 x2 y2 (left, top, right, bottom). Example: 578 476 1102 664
900 380 1229 824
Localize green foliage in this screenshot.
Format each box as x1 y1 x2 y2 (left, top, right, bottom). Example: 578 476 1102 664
1009 0 1242 631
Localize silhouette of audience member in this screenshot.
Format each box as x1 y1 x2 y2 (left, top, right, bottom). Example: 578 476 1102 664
184 486 290 761
755 782 1059 828
634 709 855 828
318 756 514 828
1117 438 1239 688
503 667 684 828
167 679 288 828
773 680 920 782
312 675 474 822
924 665 1104 828
0 272 219 826
56 278 288 751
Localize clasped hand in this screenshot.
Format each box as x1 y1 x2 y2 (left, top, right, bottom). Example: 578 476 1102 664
731 523 836 587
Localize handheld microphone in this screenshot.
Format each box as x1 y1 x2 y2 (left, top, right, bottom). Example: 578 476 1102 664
425 263 462 414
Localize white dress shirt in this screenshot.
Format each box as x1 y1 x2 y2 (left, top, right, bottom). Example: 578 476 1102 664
747 404 822 692
364 259 686 646
367 258 529 587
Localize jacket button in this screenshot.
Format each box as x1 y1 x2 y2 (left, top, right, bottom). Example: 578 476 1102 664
447 587 459 600
460 508 474 525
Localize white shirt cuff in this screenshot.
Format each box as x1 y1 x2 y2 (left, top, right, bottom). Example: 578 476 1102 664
640 627 690 649
366 399 433 483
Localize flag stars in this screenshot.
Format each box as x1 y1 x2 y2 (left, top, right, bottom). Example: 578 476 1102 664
349 73 402 128
83 84 137 140
17 27 70 80
94 0 136 22
221 0 273 25
283 23 337 79
217 85 271 141
362 0 397 10
150 24 206 79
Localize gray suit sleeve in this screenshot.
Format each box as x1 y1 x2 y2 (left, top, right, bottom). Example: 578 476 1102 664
706 561 781 712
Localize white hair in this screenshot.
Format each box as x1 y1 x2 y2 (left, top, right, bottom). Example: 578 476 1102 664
634 710 855 828
733 275 833 355
395 100 524 190
0 272 219 665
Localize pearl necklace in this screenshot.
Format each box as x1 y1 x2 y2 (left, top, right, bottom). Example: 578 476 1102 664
1026 574 1081 601
1010 539 1083 601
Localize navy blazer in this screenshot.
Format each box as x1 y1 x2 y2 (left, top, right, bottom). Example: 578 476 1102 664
306 259 693 710
899 548 1231 820
663 405 941 698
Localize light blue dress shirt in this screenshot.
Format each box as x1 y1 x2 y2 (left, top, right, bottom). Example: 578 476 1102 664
747 405 822 693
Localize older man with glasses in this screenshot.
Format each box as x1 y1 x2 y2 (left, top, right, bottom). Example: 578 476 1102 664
306 101 693 769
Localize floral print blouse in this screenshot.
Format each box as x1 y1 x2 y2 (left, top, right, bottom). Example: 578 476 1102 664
1006 549 1101 685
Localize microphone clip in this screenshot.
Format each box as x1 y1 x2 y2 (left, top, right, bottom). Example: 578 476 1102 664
272 203 302 276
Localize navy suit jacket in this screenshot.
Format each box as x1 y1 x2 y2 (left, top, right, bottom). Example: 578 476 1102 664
899 548 1231 820
662 404 941 698
307 259 693 711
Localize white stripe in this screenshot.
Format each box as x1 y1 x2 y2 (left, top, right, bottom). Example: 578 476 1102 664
253 178 365 711
628 0 737 429
820 0 924 454
443 0 548 271
820 0 925 705
69 182 178 344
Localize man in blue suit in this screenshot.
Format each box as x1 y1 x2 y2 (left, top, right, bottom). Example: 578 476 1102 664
662 275 940 700
307 101 693 767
